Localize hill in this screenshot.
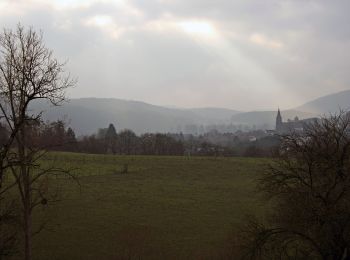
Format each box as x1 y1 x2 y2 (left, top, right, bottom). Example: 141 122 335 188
296 89 350 114
30 98 240 135
230 89 350 128
31 89 350 135
230 110 316 129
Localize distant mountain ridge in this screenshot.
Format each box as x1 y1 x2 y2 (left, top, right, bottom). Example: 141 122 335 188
31 89 350 135
229 89 350 128
230 110 316 129
295 89 350 114
30 98 240 135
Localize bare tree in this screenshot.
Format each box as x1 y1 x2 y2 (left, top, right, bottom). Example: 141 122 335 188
241 112 350 260
0 25 75 260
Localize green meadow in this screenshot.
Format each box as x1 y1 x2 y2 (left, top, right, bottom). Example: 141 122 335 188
28 153 269 259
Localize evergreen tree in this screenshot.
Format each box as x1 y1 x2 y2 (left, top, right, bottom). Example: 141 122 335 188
105 123 117 154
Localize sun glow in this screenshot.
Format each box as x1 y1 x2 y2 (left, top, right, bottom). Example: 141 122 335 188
84 15 124 39
86 15 114 27
178 21 216 38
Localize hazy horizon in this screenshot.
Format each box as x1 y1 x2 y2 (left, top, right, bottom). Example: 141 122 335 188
64 87 349 112
1 0 350 110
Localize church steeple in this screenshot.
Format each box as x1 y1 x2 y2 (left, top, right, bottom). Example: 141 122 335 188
276 108 283 131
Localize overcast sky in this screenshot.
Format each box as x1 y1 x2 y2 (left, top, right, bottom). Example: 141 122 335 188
0 0 349 110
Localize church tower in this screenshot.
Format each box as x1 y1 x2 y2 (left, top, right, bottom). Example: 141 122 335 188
276 108 283 132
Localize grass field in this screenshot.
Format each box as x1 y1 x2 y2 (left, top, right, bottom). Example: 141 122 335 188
27 153 269 259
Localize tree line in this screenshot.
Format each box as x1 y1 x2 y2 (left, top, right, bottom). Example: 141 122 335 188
1 121 278 157
0 121 185 156
79 123 186 155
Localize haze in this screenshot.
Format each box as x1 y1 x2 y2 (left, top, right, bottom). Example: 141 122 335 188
1 0 349 110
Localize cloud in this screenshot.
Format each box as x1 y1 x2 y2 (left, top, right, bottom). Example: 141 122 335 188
249 33 283 49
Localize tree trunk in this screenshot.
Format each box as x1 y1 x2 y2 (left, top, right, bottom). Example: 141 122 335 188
23 172 32 260
19 127 32 260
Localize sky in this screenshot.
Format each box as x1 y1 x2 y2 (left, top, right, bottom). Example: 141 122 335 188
0 0 349 111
